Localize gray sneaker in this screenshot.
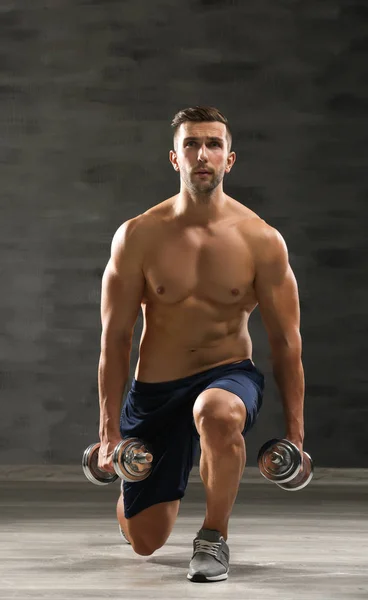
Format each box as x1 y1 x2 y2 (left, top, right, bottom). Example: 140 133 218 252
187 528 230 582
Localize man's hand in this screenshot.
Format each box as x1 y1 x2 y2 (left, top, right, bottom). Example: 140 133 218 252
285 434 304 463
98 436 122 473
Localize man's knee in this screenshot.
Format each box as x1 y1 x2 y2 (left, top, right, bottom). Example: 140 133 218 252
119 499 180 556
130 535 165 556
193 388 246 436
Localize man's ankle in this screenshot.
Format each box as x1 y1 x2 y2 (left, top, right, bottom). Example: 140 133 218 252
200 524 227 540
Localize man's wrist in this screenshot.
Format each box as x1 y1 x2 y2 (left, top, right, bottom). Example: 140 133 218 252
285 430 304 443
99 428 121 442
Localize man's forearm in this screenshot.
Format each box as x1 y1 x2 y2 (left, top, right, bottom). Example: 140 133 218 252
271 345 305 442
98 340 131 440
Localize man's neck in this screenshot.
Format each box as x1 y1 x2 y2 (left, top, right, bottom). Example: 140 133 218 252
172 190 228 226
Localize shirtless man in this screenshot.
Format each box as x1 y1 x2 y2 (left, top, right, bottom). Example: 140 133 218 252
97 106 304 583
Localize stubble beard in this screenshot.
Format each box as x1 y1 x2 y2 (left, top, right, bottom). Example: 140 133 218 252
185 169 224 199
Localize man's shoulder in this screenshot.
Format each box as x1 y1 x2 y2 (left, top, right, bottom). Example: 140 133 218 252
116 200 171 235
128 198 174 231
228 198 269 236
112 201 172 255
239 216 287 266
229 201 285 262
224 196 264 227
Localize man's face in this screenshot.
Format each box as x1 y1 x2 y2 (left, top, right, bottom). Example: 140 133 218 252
170 122 235 194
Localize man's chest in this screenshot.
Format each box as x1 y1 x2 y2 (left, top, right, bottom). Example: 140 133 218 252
142 225 256 306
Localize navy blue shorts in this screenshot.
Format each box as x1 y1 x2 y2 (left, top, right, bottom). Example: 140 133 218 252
119 359 265 519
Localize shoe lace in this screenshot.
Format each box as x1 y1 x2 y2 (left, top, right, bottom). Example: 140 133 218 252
194 538 221 557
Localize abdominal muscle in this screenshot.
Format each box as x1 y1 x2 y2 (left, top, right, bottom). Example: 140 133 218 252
134 304 254 382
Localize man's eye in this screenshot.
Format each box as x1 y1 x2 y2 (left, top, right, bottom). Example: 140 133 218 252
185 141 221 147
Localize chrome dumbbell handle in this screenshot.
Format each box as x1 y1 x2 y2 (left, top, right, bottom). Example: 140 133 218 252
113 438 153 482
126 450 153 465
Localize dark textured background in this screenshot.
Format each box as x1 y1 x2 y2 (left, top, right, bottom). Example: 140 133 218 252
0 0 367 467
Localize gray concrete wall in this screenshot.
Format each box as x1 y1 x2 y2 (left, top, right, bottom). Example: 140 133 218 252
0 0 367 467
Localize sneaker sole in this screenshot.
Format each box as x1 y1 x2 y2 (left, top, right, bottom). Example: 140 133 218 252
187 571 229 582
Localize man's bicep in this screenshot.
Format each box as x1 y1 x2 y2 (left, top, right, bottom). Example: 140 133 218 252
254 229 301 348
100 220 145 344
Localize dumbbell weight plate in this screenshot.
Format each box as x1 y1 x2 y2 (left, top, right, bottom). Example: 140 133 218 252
277 452 314 491
82 443 119 486
113 437 153 482
257 438 302 484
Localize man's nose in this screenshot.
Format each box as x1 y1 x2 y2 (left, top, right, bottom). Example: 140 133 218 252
198 144 208 161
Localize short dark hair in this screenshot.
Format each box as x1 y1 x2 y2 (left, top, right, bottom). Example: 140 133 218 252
171 106 232 150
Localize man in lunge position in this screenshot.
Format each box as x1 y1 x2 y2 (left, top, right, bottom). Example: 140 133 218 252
97 106 304 582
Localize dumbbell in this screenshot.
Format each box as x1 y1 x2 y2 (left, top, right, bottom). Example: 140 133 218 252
82 437 153 486
257 438 314 491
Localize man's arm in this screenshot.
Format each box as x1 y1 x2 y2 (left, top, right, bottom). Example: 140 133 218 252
98 216 146 471
253 225 304 450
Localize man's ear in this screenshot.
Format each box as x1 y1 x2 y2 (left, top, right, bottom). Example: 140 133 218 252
169 150 180 172
225 151 236 173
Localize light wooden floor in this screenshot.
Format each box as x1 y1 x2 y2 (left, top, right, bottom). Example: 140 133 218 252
1 475 367 600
